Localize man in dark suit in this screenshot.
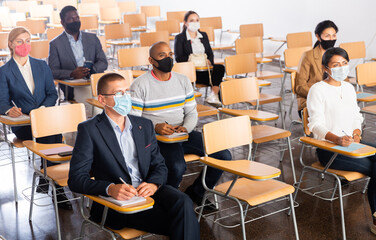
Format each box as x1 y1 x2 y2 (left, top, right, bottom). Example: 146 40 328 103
68 73 200 240
48 5 108 101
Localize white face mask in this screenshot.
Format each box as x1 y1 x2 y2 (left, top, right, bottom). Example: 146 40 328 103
328 65 349 82
187 22 200 32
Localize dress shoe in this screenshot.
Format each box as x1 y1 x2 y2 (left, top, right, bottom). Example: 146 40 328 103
53 187 72 210
185 186 218 211
36 177 49 193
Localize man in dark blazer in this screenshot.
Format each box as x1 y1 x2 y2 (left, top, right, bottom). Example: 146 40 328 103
68 73 200 240
48 5 108 100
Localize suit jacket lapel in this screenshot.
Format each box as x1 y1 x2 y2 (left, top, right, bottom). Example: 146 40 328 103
313 46 323 76
61 32 78 68
29 58 40 98
9 58 33 98
129 115 147 178
184 30 193 55
96 112 130 176
81 32 89 61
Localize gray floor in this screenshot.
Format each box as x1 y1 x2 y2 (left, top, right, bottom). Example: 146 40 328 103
1 55 376 240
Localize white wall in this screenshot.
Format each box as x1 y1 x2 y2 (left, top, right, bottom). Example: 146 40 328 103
134 0 376 68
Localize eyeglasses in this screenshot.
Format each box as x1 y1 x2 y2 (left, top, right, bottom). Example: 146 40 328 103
101 90 134 98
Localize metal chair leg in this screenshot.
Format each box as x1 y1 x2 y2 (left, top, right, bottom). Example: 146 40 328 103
287 137 297 184
336 176 347 240
198 192 209 222
252 143 259 161
51 182 62 240
10 144 18 204
289 194 300 240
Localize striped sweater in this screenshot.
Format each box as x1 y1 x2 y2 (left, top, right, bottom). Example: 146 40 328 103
130 71 198 133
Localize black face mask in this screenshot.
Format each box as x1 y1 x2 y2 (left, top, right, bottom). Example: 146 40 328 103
152 57 174 73
320 39 336 50
65 21 81 33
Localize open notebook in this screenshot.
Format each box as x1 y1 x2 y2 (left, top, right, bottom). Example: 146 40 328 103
156 132 189 143
99 195 146 207
0 114 30 122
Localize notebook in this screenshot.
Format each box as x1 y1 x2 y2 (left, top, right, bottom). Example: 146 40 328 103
331 143 365 152
39 146 73 156
357 92 374 99
0 114 30 122
156 132 189 143
99 195 146 207
64 79 89 83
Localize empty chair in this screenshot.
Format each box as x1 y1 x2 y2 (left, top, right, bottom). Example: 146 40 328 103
239 23 263 38
29 41 49 60
166 11 186 23
99 7 121 24
104 23 133 58
46 28 64 41
286 32 313 48
80 15 99 32
140 5 160 18
155 20 180 40
140 31 169 47
118 1 137 14
123 13 147 30
117 47 150 77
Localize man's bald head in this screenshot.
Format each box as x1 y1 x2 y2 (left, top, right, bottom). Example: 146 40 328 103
149 41 170 58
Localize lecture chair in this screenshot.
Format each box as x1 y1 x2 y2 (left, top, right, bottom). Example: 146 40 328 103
200 16 225 44
355 62 376 121
46 27 63 41
224 53 285 128
166 11 186 23
29 40 49 60
123 13 147 32
80 15 99 34
287 72 304 132
24 103 86 240
219 77 296 182
140 5 161 18
117 1 137 14
155 20 180 41
17 19 46 40
78 2 100 16
117 47 150 78
104 23 133 59
139 31 170 47
99 7 121 25
198 115 299 240
340 41 366 87
294 108 375 240
30 4 53 21
199 26 234 59
286 31 312 49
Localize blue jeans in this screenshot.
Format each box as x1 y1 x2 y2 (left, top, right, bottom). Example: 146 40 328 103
316 140 376 213
158 130 232 196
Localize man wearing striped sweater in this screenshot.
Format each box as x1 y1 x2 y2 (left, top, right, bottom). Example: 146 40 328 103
130 42 232 210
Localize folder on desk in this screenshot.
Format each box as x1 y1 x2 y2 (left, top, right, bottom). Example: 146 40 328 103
39 146 73 156
331 143 365 152
99 195 146 207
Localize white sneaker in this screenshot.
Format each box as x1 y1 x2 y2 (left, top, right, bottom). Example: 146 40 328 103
205 93 221 107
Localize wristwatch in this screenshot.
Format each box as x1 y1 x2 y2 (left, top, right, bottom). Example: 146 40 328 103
353 133 362 140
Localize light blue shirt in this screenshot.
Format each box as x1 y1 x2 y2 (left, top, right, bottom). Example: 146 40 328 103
105 113 143 188
65 31 85 67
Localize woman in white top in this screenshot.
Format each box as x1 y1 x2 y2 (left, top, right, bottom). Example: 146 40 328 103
307 47 376 234
174 11 225 106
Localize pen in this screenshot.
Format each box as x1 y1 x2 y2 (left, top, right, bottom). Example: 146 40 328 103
342 130 351 137
164 121 176 132
119 177 138 197
11 100 18 109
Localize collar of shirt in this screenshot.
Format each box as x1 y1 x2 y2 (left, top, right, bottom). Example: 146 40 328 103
65 31 82 42
151 70 172 81
186 30 203 41
105 112 133 133
13 56 31 69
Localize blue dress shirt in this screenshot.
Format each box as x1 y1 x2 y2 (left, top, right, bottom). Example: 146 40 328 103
65 31 85 67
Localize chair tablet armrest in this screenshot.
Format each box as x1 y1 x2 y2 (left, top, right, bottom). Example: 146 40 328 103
85 195 154 213
23 140 72 162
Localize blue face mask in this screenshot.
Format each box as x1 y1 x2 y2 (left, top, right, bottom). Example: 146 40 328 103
109 94 132 116
328 65 349 82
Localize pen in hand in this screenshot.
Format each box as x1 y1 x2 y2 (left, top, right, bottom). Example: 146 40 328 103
119 177 138 197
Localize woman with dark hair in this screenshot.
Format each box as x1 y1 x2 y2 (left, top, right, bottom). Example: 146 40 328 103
174 10 225 106
295 20 338 118
307 47 376 234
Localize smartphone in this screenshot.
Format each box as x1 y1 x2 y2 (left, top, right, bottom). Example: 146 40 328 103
58 151 73 157
83 60 94 78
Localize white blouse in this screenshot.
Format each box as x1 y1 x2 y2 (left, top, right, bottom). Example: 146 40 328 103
186 30 205 54
14 57 35 94
306 81 363 140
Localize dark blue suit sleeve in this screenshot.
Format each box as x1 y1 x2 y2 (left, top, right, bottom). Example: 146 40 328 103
144 119 168 186
0 68 12 115
40 62 58 107
92 36 108 73
48 41 72 80
68 123 112 196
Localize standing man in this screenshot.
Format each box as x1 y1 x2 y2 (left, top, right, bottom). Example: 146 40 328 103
48 5 107 102
130 41 232 210
68 73 200 240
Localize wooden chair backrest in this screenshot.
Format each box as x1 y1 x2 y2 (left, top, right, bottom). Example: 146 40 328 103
118 1 137 13
356 61 376 87
166 11 186 23
29 40 49 59
104 23 132 40
239 23 263 38
30 103 86 138
17 19 46 35
123 13 146 28
140 31 170 47
78 2 100 16
117 47 150 68
98 0 117 8
97 35 107 53
90 70 133 97
56 0 77 11
286 31 312 48
235 36 263 54
199 27 214 42
202 115 252 155
302 107 311 136
339 41 366 60
80 15 99 31
172 62 196 83
100 7 121 21
47 27 63 41
140 5 160 18
0 32 9 49
291 71 297 95
225 53 257 76
200 16 222 29
155 20 180 35
283 46 312 68
220 77 260 105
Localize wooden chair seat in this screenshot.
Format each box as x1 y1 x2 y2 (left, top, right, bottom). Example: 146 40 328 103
200 157 281 180
40 162 70 187
108 227 147 240
0 50 10 57
311 162 366 181
255 70 284 80
12 137 24 148
106 40 133 46
256 57 272 64
361 104 376 115
211 44 235 51
251 125 291 144
264 53 281 60
132 70 147 78
215 177 295 206
197 104 218 117
283 68 297 74
86 98 104 109
184 154 201 163
219 108 279 122
23 140 72 162
99 20 121 25
247 93 282 106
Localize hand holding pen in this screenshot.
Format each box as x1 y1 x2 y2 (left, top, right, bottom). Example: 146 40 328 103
338 130 354 147
7 100 22 118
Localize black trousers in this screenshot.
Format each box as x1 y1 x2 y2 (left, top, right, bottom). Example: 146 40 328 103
158 130 232 196
96 185 200 240
13 126 63 167
59 84 75 101
196 64 225 87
